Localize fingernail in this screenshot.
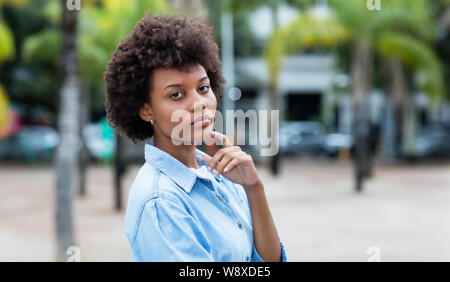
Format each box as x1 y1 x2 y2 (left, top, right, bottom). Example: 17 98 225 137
224 166 229 172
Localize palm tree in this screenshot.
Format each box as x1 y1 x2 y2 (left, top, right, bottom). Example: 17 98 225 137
81 0 168 210
264 0 445 191
54 0 80 261
377 32 444 160
23 0 168 209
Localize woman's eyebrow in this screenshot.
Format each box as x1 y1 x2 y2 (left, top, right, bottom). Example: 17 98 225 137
198 76 209 82
164 76 209 90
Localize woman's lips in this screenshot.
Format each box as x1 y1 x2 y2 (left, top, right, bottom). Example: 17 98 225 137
191 118 211 127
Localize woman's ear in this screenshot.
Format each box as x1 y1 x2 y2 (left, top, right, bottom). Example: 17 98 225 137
138 103 153 122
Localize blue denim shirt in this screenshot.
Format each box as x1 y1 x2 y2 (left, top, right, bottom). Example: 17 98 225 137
124 141 288 262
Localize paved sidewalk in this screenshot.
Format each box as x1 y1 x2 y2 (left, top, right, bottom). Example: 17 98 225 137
0 157 449 261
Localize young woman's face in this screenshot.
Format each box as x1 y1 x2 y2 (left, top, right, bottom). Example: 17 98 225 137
141 63 217 144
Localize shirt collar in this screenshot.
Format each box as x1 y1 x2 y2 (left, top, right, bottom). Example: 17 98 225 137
144 140 223 193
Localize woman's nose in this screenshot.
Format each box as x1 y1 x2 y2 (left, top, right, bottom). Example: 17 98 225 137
190 92 207 112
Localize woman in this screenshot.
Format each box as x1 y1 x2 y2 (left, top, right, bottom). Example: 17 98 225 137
105 12 287 262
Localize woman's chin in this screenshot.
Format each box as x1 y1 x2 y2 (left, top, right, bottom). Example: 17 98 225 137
171 135 208 146
171 123 214 145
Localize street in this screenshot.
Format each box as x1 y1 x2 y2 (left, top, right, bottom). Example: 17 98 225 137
0 157 449 261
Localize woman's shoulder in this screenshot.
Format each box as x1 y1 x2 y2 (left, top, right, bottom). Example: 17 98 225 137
128 162 159 203
128 162 188 206
125 162 190 243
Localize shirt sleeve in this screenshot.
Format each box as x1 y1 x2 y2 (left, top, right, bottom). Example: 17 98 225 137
131 193 214 262
250 235 288 262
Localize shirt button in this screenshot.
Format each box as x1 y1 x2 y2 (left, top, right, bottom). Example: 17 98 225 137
246 256 250 261
237 222 243 229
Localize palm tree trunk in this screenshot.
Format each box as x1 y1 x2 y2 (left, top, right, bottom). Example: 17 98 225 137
78 81 89 196
402 93 417 158
382 96 396 163
351 39 373 192
386 58 416 159
389 59 406 157
114 132 124 211
54 1 80 261
269 0 280 176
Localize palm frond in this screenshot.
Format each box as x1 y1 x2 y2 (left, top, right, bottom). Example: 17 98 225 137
368 0 435 41
0 21 15 62
264 12 348 86
376 31 445 104
22 29 60 63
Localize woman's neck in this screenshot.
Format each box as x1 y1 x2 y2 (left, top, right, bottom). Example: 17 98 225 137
154 134 200 169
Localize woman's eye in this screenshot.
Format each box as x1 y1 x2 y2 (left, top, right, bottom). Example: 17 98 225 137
199 85 210 93
171 92 183 99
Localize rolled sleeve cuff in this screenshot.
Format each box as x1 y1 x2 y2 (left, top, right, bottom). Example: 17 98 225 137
251 237 288 262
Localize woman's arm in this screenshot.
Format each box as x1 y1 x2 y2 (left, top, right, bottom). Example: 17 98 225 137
243 179 282 262
202 131 283 262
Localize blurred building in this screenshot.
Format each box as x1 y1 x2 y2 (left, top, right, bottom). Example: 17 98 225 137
235 54 334 122
230 2 450 161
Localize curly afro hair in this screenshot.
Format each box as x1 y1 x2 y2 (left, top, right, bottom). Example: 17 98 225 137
104 12 226 143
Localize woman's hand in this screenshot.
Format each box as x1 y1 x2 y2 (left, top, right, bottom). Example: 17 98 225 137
202 131 282 262
201 131 262 189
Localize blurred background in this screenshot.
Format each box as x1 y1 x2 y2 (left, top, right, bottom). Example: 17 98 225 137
0 0 449 261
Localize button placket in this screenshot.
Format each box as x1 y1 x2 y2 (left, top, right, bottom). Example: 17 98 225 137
210 179 251 262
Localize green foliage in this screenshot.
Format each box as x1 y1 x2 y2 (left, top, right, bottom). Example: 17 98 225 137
0 0 29 62
82 0 168 55
22 29 59 63
284 0 316 9
264 11 348 86
0 0 27 5
264 0 446 103
219 0 276 15
0 21 14 62
377 32 444 102
17 0 168 114
41 0 60 25
80 0 167 110
0 0 29 133
0 83 10 135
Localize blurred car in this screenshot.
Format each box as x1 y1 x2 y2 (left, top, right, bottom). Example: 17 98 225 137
0 125 59 162
280 121 326 156
415 123 450 158
321 133 354 157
